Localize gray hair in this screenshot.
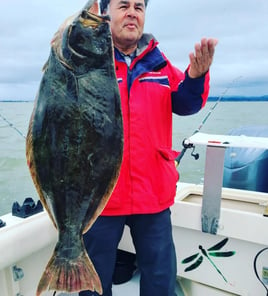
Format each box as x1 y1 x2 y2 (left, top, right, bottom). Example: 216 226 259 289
100 0 149 14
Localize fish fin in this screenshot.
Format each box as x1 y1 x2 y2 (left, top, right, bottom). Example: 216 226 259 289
26 157 57 229
36 245 102 295
26 121 57 229
83 163 122 233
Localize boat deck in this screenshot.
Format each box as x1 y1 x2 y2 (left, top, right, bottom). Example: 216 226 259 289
58 271 185 295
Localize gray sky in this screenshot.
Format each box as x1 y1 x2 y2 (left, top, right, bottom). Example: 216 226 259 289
1 0 268 100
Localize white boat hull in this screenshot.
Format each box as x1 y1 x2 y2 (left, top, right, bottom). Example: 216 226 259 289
1 184 268 295
172 185 268 296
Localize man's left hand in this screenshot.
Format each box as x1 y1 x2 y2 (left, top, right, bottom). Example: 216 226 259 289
188 38 218 78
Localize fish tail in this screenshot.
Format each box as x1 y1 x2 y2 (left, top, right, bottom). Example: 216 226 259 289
36 248 102 295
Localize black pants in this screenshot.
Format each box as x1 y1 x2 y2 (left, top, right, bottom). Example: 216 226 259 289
79 208 177 296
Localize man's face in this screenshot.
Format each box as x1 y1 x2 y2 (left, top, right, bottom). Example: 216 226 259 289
108 0 146 52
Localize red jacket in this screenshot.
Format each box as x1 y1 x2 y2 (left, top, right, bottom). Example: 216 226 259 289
101 34 209 216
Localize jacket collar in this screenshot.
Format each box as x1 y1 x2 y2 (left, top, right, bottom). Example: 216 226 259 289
114 34 157 61
136 33 158 56
114 33 166 71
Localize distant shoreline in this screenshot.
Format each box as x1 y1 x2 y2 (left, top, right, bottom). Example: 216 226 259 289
208 96 268 102
0 100 34 103
1 96 268 102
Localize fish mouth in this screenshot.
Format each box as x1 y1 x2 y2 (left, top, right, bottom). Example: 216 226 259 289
80 10 110 28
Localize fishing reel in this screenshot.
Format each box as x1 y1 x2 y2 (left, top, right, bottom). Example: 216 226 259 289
175 138 199 167
182 138 199 160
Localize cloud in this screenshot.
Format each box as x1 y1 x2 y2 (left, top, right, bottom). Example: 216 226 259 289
0 0 86 99
0 0 268 100
146 0 268 96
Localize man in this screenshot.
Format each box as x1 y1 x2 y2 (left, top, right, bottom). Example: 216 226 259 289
80 0 217 295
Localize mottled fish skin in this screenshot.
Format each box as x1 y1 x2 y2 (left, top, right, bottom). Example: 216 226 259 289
26 1 123 295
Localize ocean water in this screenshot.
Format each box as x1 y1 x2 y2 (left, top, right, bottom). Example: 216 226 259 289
0 101 267 216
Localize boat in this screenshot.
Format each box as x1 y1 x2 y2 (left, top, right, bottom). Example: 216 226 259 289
1 128 268 296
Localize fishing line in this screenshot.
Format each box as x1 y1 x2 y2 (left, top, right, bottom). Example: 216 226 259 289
0 111 26 139
175 75 242 166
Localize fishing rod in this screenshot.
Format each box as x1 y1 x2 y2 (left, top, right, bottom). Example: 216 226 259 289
175 76 242 167
0 111 26 139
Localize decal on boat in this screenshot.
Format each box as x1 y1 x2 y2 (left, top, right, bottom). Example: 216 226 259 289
181 238 236 283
